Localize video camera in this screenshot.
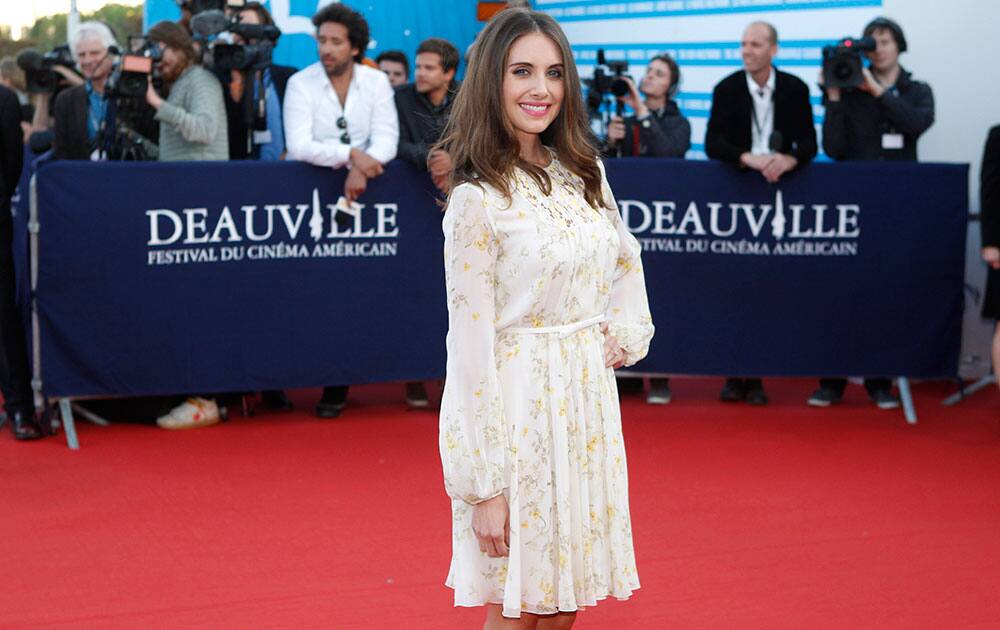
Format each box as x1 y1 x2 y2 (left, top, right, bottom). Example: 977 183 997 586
586 49 632 113
15 45 78 94
106 38 163 99
99 37 164 161
188 0 282 71
822 37 876 89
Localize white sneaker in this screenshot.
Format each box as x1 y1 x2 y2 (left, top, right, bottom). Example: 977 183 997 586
156 397 220 430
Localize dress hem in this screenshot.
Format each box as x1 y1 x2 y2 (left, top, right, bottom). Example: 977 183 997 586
445 582 641 618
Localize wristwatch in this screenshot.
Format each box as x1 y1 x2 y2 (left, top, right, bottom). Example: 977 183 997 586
637 113 652 129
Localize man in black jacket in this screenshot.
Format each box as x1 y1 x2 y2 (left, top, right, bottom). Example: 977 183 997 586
394 37 459 194
704 21 817 406
821 17 933 163
0 85 40 440
603 53 690 159
705 21 817 184
393 37 459 408
809 17 934 410
52 22 117 160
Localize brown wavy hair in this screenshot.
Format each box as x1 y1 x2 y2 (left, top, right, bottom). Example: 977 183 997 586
434 9 603 209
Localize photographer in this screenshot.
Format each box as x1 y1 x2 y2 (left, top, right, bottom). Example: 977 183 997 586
221 2 296 161
51 22 118 160
602 54 690 159
821 17 934 162
809 17 934 410
145 20 228 162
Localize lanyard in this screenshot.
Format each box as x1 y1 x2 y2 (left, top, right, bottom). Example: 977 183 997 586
750 88 772 139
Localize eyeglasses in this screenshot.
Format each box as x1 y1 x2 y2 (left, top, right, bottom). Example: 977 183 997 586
337 116 349 144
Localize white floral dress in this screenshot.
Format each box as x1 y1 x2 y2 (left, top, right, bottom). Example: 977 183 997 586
439 155 654 618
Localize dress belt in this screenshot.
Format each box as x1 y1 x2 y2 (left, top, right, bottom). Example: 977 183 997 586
502 314 606 339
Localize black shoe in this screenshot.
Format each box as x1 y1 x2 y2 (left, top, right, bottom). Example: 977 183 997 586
745 382 769 406
261 390 293 411
807 386 842 407
719 378 746 402
316 387 348 418
10 411 42 441
869 388 900 410
405 382 429 408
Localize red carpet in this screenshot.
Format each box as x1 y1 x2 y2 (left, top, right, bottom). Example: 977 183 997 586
3 379 1000 628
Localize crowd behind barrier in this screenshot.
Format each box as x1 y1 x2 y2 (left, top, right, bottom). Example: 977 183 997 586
1 4 990 441
18 157 967 402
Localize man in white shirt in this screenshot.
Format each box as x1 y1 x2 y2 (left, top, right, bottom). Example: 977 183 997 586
283 3 399 418
283 3 398 203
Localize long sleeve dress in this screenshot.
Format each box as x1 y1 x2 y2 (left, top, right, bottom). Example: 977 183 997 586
439 153 655 618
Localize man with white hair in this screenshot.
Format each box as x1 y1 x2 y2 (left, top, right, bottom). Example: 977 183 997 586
53 21 119 159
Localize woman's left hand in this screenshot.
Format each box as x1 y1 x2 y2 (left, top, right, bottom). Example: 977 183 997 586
600 323 626 369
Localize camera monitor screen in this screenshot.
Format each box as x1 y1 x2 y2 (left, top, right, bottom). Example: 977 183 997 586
122 55 153 73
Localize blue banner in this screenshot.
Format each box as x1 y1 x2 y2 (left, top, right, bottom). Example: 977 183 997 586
31 159 966 398
607 158 967 378
35 160 447 397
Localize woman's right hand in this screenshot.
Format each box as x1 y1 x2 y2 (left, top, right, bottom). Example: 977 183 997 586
472 493 509 558
983 246 1000 269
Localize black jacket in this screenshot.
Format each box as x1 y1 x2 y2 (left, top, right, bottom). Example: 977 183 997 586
53 84 91 160
222 64 296 160
822 68 934 162
981 126 1000 249
394 82 457 169
0 85 24 203
705 68 817 165
603 100 691 159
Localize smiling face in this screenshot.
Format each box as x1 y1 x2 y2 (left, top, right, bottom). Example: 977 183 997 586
74 36 113 83
501 32 564 149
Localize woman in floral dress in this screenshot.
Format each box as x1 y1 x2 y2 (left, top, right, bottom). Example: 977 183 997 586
435 9 654 629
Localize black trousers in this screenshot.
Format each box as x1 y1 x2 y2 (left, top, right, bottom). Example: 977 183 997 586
0 201 33 416
819 377 892 396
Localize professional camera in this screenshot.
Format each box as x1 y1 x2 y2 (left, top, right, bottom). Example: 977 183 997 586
189 0 281 71
15 45 77 93
585 49 632 112
100 37 163 160
106 38 163 98
212 22 281 71
822 36 876 89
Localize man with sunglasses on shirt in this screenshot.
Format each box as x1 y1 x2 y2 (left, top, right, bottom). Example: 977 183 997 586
282 4 398 419
283 3 398 204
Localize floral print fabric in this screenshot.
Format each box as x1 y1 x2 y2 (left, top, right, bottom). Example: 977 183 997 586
439 156 654 618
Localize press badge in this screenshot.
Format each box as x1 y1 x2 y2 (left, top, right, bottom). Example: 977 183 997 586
253 130 273 144
882 133 904 150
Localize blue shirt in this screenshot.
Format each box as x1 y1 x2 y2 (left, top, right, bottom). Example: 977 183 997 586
85 81 108 142
254 69 284 161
